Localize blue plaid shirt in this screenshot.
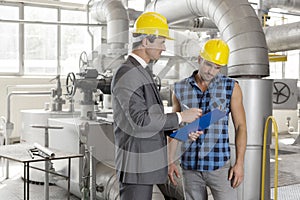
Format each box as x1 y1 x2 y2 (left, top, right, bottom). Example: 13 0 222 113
174 71 236 171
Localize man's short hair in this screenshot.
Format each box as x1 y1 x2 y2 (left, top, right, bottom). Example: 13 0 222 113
131 33 157 50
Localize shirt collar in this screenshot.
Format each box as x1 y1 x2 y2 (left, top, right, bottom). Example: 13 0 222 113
130 53 148 68
188 70 199 85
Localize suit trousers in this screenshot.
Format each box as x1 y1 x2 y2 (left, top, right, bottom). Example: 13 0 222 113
119 182 153 200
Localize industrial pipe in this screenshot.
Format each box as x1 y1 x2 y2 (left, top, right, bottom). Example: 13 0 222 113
90 0 129 50
262 0 300 13
7 91 51 123
146 0 269 77
6 91 51 145
264 21 300 52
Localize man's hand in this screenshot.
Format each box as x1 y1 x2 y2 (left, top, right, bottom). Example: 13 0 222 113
181 108 202 123
228 163 244 188
168 162 180 185
188 131 203 141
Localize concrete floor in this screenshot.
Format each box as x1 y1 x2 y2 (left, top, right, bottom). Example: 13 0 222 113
0 132 300 200
0 161 79 200
269 133 300 200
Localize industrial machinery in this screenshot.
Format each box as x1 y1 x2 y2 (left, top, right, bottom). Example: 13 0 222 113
17 0 300 199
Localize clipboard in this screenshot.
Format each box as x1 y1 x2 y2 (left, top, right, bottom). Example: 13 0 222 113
169 109 226 141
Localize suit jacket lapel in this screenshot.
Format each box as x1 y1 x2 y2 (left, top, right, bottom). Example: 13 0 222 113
127 56 163 104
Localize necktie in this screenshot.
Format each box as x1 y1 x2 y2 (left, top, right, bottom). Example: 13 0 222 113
145 66 161 91
145 66 153 77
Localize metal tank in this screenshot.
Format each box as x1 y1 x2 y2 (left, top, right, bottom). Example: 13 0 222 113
47 117 115 197
21 109 80 145
47 117 168 199
229 79 273 200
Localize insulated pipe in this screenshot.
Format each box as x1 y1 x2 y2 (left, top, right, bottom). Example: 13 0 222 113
7 91 51 123
170 17 218 30
146 0 269 77
229 79 273 200
90 0 129 50
168 17 300 53
121 0 128 8
262 0 300 13
264 21 300 52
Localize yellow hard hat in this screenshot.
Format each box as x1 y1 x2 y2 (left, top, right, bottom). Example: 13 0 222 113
133 12 174 40
199 39 230 66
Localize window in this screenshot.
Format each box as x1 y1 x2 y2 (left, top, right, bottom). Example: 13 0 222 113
285 50 300 79
24 6 58 75
0 5 19 74
269 50 300 79
60 10 92 75
0 3 95 76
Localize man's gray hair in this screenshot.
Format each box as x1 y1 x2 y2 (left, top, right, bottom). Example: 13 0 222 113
131 34 157 50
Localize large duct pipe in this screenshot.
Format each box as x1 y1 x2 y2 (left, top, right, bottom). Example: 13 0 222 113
171 20 300 53
263 0 300 13
264 21 300 52
91 0 129 50
146 0 269 77
229 79 273 200
170 18 300 53
260 0 300 52
170 17 218 30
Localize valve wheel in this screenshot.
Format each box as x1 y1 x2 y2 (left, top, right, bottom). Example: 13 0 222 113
79 51 88 70
273 81 290 104
66 72 76 96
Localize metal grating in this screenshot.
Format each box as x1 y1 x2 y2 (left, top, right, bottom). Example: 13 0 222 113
271 184 300 200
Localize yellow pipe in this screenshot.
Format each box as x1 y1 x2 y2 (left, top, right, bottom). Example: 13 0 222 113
261 116 279 200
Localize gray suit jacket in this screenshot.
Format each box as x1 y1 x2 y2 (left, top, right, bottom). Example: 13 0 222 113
111 56 179 184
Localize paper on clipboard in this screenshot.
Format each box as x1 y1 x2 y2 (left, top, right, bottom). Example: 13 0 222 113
169 109 226 141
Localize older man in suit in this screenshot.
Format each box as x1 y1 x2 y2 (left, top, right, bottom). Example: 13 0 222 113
111 12 202 200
